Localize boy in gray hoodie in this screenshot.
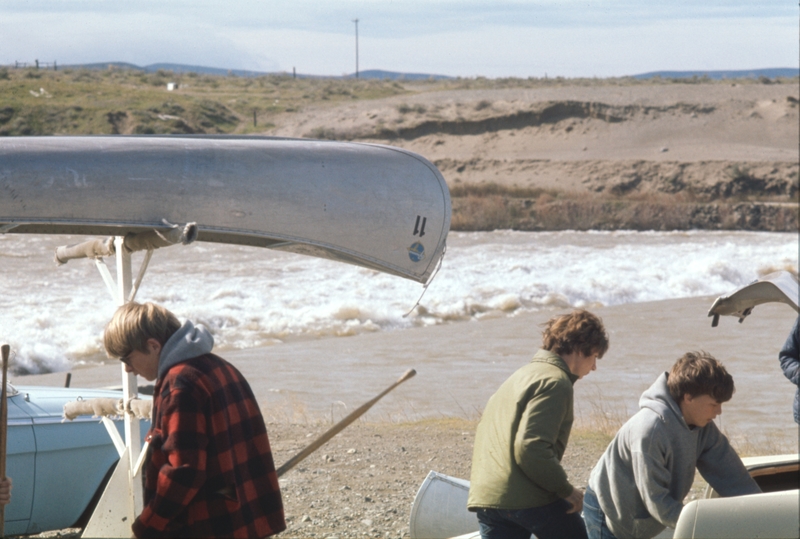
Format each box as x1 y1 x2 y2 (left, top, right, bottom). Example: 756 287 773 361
583 351 760 539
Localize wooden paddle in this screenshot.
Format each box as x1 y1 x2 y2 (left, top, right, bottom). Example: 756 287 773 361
276 368 416 477
0 344 10 536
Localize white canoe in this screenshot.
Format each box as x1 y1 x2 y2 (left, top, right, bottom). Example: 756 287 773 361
409 471 480 539
707 270 799 325
0 136 450 284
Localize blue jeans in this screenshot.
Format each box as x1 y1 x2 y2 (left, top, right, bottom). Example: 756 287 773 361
582 485 618 539
476 499 588 539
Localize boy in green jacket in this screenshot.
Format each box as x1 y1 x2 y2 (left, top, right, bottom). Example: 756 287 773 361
468 309 610 539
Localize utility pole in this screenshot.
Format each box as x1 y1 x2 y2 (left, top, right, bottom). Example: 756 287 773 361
352 18 359 79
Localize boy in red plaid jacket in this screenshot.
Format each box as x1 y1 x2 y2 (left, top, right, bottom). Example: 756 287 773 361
104 302 285 538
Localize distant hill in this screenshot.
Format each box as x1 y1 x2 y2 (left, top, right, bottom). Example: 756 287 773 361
144 63 272 77
61 62 272 77
632 68 798 80
55 62 797 81
345 69 452 80
62 61 144 72
59 62 452 80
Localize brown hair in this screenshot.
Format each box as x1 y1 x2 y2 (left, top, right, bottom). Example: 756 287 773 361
541 309 609 358
103 302 181 359
667 351 734 403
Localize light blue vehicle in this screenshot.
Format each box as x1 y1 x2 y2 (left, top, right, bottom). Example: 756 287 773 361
4 384 149 536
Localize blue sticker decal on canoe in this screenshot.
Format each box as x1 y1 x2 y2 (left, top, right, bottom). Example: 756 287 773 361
408 242 425 262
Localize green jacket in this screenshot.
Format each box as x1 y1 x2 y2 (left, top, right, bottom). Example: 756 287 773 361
468 349 578 510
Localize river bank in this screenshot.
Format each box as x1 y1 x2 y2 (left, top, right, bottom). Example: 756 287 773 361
270 81 799 233
450 188 798 232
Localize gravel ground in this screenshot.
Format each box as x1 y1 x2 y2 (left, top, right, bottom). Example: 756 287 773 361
269 419 612 539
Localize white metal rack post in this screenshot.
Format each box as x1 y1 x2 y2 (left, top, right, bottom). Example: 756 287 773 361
80 238 148 538
115 237 144 516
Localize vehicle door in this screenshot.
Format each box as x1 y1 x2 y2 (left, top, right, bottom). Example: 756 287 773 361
5 391 37 536
23 392 124 534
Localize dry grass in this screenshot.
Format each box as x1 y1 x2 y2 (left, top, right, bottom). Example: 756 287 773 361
721 426 799 457
3 65 797 138
0 66 408 136
404 74 800 92
449 185 799 232
449 183 556 199
574 398 629 441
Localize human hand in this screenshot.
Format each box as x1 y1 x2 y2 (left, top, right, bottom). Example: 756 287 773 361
0 476 12 505
563 486 583 514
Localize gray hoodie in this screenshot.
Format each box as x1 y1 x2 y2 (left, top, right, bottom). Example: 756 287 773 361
587 372 760 539
157 320 215 380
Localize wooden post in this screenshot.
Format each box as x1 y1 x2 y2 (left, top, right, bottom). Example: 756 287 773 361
253 110 257 127
0 343 10 536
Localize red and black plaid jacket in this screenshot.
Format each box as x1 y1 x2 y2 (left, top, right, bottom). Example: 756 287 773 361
133 353 285 538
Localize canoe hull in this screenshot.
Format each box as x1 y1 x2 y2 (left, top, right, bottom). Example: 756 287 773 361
0 136 451 283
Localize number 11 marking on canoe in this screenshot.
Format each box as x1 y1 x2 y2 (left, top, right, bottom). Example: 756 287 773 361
413 215 427 237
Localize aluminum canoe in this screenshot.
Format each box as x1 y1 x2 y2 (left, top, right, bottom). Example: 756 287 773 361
409 471 478 539
0 136 451 284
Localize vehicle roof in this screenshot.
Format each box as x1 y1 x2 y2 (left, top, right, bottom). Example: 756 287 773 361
740 453 800 468
12 385 151 416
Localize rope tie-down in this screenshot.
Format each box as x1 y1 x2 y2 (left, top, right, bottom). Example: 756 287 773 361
63 397 153 421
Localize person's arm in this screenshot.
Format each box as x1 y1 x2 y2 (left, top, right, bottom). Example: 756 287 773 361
513 379 574 500
696 424 761 497
133 384 209 539
563 486 584 514
0 476 12 505
629 427 686 529
779 318 800 386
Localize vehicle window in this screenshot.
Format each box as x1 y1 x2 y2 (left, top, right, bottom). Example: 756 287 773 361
753 467 800 493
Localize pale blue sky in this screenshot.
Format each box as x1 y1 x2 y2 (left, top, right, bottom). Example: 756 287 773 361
1 1 797 77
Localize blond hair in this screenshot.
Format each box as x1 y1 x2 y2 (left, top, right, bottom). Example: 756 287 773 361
103 302 181 359
542 309 609 358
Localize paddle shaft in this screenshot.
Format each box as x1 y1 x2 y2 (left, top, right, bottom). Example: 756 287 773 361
276 368 416 477
0 344 9 535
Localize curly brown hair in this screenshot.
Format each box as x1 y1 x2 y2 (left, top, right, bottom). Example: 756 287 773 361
541 309 609 358
667 351 734 403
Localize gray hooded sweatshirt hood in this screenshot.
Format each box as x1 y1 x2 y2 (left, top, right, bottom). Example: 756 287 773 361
157 320 214 380
587 372 760 539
